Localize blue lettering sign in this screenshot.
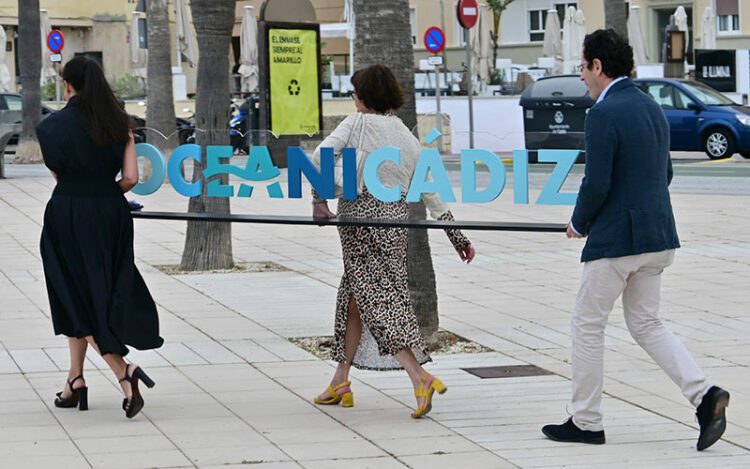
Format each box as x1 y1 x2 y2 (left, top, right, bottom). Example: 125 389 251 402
405 148 455 203
363 146 401 202
132 143 166 196
460 149 505 203
132 143 579 206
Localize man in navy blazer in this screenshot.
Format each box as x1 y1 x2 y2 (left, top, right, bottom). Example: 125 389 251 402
541 30 729 451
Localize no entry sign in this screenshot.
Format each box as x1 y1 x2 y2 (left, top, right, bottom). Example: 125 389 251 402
423 26 445 54
457 0 479 29
47 29 65 54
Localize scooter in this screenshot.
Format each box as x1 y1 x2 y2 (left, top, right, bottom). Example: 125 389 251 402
229 98 253 154
145 99 255 153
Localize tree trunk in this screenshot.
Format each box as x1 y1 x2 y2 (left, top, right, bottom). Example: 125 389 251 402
488 0 514 80
146 0 177 149
178 0 234 271
16 0 43 164
353 0 440 348
604 0 628 41
407 202 440 346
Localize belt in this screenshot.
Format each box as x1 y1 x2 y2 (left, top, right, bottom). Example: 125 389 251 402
54 179 123 197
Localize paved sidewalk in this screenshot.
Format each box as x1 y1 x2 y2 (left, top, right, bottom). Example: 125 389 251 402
0 164 749 468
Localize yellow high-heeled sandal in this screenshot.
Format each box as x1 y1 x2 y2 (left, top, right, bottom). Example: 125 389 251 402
411 372 447 419
313 381 354 407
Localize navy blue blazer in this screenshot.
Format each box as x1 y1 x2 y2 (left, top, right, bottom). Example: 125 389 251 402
571 78 680 262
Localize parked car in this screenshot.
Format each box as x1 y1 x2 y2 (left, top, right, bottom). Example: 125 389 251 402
634 78 750 159
0 93 54 145
0 94 188 148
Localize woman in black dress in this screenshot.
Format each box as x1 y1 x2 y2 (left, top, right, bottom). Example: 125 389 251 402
37 56 162 419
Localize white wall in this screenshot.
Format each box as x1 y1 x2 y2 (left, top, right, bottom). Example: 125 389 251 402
416 96 525 154
500 1 579 45
501 0 532 44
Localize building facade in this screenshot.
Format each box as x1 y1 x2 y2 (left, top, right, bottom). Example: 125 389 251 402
407 0 750 73
2 0 748 93
298 0 750 77
1 0 137 92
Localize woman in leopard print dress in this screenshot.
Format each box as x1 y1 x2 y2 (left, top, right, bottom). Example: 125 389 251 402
311 65 475 418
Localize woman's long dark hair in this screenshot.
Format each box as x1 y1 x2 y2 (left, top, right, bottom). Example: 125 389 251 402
62 56 131 147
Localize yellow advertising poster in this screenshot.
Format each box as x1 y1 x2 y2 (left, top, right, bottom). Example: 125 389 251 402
269 28 320 136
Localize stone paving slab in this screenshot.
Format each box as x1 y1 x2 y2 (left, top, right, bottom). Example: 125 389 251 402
0 164 748 468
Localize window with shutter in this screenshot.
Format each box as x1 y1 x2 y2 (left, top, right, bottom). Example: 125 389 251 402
716 0 740 32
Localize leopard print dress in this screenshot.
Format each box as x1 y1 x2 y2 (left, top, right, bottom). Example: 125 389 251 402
334 190 471 370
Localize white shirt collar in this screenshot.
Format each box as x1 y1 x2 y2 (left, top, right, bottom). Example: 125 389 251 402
596 76 628 103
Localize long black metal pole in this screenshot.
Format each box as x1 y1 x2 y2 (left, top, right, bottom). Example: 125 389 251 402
131 211 566 233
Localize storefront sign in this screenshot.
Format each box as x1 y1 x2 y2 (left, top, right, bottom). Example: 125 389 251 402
695 49 736 92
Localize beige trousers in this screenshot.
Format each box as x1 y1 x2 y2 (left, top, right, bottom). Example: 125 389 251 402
571 250 711 431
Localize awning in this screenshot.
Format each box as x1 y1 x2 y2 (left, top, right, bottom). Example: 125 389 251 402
0 16 94 28
320 22 349 38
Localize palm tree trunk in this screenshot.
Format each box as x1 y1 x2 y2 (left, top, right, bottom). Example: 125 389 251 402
16 0 43 164
488 0 514 80
146 0 177 149
353 0 441 347
179 0 234 271
604 0 628 40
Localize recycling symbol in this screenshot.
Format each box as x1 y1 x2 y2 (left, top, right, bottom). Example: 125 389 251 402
288 79 301 96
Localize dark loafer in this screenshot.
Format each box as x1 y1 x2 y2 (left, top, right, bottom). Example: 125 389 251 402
696 386 730 451
542 417 605 444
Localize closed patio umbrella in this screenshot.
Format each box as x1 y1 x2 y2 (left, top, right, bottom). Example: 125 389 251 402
238 5 259 93
542 9 562 74
674 6 689 57
574 9 587 52
701 6 716 49
344 0 355 76
470 4 493 85
562 6 577 74
627 6 649 65
0 26 12 91
175 0 198 67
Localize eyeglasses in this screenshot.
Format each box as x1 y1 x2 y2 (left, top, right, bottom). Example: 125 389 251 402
351 92 358 100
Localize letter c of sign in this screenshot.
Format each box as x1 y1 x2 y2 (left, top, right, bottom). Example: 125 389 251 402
168 144 202 197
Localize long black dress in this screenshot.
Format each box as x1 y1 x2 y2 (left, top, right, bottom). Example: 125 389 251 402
37 96 163 356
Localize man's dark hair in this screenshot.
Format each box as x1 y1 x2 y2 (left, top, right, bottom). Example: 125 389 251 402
350 64 404 114
583 29 634 78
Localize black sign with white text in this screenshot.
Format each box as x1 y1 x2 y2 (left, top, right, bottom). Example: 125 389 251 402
695 49 736 92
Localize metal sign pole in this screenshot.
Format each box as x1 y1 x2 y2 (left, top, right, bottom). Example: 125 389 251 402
46 29 65 109
55 63 61 108
423 26 446 152
435 62 442 151
465 27 474 149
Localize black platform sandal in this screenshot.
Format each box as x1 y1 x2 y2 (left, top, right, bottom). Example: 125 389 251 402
119 364 155 419
54 375 88 411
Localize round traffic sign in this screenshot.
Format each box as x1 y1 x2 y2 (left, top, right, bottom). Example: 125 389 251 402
47 29 65 54
423 26 445 54
457 0 479 29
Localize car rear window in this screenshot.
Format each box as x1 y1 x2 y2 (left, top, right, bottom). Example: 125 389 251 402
530 77 589 98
